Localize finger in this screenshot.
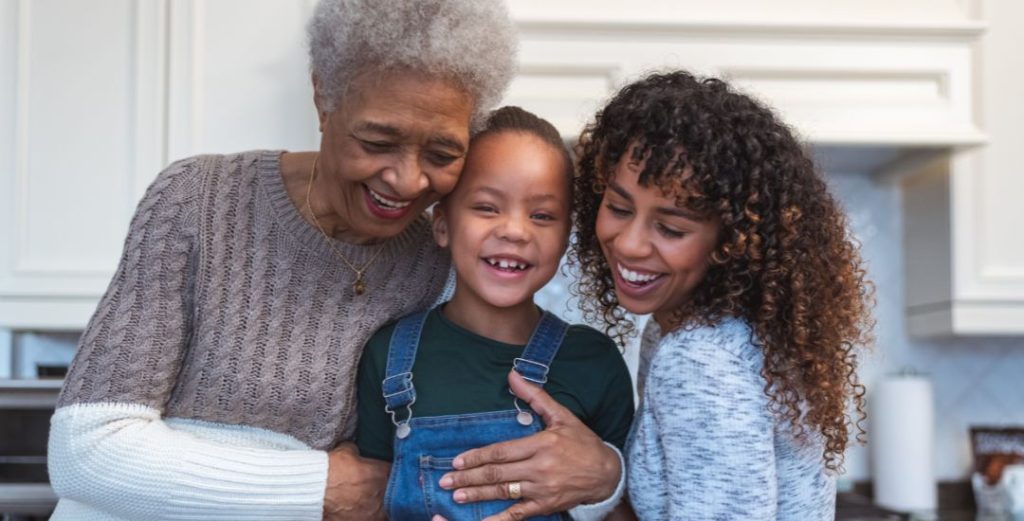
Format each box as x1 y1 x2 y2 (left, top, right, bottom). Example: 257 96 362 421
482 499 547 521
441 459 534 490
507 370 580 428
449 433 541 471
451 479 533 504
432 516 447 521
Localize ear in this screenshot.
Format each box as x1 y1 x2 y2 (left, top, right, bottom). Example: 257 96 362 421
312 74 328 131
432 205 450 248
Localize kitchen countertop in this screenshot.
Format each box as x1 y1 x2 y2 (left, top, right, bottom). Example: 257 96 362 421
0 483 57 516
838 481 979 521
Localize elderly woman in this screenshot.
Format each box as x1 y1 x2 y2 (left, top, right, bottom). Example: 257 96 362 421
46 1 623 520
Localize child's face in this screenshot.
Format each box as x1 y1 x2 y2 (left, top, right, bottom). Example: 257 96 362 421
433 131 570 310
595 152 721 328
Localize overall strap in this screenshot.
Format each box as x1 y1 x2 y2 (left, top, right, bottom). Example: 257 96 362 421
513 310 570 388
382 310 429 418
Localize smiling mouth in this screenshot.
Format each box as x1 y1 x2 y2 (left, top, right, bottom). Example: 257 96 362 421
366 186 413 210
484 257 532 272
616 263 664 287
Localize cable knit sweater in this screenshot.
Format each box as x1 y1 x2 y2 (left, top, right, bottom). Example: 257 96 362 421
48 150 454 520
625 317 836 521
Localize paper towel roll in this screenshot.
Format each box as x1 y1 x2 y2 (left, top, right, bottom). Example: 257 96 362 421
870 373 937 513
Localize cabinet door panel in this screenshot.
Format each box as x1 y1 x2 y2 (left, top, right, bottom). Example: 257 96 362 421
0 0 165 328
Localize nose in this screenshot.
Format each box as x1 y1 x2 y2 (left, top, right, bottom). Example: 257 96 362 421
612 219 652 259
497 212 530 243
380 156 429 199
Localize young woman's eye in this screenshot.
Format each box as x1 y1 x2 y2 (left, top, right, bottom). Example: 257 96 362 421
605 203 631 217
657 223 686 239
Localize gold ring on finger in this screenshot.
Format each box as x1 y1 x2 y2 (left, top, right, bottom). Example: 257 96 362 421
507 481 522 500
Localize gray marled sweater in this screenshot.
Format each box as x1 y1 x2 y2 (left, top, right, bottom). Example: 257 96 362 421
626 317 836 520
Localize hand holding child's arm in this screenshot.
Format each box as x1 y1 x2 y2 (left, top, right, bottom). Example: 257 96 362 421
323 443 390 521
438 371 623 521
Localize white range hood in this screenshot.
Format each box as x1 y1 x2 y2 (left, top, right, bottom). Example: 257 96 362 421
505 0 985 149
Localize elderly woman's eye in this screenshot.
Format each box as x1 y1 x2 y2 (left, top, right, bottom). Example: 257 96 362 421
359 139 394 153
427 152 460 167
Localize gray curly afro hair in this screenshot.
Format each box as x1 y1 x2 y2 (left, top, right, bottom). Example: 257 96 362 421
307 0 518 129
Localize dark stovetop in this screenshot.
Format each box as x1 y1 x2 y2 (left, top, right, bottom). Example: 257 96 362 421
836 493 909 520
837 488 977 521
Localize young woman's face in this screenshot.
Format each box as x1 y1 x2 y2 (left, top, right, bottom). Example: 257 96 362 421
595 154 721 328
313 71 473 242
434 131 570 311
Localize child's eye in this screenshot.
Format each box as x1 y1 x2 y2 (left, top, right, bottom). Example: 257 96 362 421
531 212 556 222
657 223 686 239
472 204 497 214
605 203 631 217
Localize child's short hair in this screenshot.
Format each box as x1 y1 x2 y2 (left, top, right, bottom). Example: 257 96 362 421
571 70 874 471
473 106 574 201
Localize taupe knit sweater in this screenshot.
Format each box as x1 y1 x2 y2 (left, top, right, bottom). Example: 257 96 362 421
57 150 451 449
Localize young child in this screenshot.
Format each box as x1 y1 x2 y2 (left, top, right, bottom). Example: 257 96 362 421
572 71 874 520
356 106 634 521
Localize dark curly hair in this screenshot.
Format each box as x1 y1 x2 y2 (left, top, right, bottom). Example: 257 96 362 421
570 71 874 470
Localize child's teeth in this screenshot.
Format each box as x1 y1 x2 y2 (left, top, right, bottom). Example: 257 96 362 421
486 258 528 270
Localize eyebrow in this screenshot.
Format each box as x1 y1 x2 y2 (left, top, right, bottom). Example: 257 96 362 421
473 186 561 204
354 121 401 137
527 193 561 204
607 180 704 221
353 121 467 154
429 136 467 154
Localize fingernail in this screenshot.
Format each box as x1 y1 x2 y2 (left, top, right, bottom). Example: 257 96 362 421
439 475 453 488
453 490 466 503
453 457 464 468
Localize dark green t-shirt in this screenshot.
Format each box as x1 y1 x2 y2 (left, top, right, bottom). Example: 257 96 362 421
355 308 635 461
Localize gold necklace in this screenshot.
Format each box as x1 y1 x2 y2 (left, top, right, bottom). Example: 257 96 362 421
304 155 386 296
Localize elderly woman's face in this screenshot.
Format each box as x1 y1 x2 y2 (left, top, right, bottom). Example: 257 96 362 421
315 72 474 241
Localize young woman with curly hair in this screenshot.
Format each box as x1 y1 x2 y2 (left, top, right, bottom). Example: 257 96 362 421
571 70 874 520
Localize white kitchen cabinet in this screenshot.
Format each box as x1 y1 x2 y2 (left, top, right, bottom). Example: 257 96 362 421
0 0 318 329
0 0 166 329
901 0 1024 335
1 0 1021 335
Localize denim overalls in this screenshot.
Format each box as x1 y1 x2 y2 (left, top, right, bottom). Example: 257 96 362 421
381 308 569 521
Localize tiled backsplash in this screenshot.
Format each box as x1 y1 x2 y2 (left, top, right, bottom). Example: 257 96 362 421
5 168 1023 482
827 169 1024 480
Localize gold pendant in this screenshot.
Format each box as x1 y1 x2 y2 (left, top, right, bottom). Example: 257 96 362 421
354 276 366 296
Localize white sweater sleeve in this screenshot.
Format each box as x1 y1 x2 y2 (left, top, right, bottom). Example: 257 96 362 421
49 402 328 520
567 442 626 521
